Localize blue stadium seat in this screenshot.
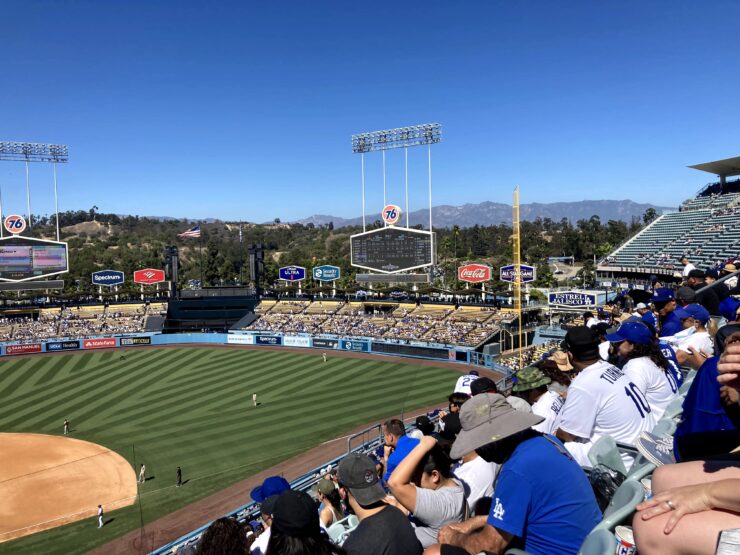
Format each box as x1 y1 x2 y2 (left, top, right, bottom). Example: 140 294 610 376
577 528 618 555
592 480 644 532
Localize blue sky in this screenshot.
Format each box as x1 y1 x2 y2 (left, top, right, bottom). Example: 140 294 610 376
1 1 739 223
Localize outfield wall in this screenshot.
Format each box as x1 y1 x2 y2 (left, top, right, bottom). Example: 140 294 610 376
0 332 512 369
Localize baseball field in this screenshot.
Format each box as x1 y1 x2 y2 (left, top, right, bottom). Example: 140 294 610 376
0 346 461 554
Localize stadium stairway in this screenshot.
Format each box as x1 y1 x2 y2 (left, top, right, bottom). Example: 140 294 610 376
230 312 258 330
144 314 166 332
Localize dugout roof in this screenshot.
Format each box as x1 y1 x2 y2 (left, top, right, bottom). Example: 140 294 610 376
688 155 740 177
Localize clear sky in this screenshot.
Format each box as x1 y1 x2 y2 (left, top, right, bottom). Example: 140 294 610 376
1 1 739 223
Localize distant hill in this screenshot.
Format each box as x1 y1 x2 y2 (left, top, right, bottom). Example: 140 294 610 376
295 199 673 228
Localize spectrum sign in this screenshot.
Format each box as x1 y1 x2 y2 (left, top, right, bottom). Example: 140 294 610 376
92 270 124 287
458 264 492 283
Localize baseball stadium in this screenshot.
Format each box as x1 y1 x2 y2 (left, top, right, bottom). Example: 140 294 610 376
3 5 740 555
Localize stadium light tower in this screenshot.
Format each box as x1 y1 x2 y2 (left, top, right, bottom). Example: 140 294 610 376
0 141 69 240
352 123 442 232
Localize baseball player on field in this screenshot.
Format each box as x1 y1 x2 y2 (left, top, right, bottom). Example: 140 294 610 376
97 504 104 528
63 419 70 435
252 392 258 407
138 464 146 483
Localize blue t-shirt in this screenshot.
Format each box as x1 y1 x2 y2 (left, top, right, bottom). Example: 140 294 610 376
658 340 684 389
487 435 601 555
659 312 682 338
384 435 420 482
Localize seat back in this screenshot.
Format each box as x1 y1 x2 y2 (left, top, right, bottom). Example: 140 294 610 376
593 480 644 532
578 528 617 555
588 436 628 477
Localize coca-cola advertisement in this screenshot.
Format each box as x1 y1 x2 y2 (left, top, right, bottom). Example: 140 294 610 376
457 264 492 283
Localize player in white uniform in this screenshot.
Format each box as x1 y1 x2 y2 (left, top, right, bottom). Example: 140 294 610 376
453 370 480 395
556 327 655 468
512 366 563 435
607 321 678 422
97 504 104 528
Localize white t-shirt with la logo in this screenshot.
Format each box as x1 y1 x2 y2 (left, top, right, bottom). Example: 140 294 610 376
622 356 678 422
557 360 655 467
531 390 564 435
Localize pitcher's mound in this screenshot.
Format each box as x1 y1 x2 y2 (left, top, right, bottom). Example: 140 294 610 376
0 433 136 543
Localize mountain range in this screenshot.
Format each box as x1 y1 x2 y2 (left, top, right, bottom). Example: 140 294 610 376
294 199 673 228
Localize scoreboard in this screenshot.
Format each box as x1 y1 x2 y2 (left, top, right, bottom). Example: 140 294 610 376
0 236 69 282
350 227 433 273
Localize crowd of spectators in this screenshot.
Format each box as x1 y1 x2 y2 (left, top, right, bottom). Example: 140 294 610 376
245 301 508 347
0 304 152 343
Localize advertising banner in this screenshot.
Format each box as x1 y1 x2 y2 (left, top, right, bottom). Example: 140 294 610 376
134 268 166 284
120 337 152 346
284 335 311 348
6 343 42 355
312 265 341 281
279 266 306 282
255 335 283 346
46 340 80 352
312 338 339 349
500 264 537 283
340 339 370 352
227 334 255 345
83 338 117 349
457 264 492 283
548 291 597 308
92 270 125 287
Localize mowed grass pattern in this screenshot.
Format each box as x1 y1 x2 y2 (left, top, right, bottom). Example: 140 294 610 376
0 347 459 554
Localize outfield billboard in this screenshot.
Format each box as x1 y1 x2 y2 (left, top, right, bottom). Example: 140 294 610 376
46 340 80 351
313 338 339 349
83 338 117 349
120 337 152 346
341 339 370 352
312 265 341 281
134 269 165 285
227 334 255 345
255 335 283 346
279 266 306 281
499 264 536 283
92 270 124 287
548 291 597 308
6 343 42 355
284 335 311 348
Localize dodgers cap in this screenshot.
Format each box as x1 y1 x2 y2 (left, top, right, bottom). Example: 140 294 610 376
652 287 675 303
606 321 653 345
561 326 600 358
683 303 710 325
250 475 291 503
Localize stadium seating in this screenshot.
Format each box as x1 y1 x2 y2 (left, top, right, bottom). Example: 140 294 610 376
601 189 740 273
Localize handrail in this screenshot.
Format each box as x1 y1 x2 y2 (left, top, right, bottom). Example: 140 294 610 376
346 423 383 454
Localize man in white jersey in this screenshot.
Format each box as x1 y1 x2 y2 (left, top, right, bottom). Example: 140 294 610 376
606 321 678 422
512 366 563 435
453 370 480 395
673 304 714 364
555 327 654 468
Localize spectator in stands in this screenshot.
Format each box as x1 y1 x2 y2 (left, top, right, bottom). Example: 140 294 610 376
195 517 249 555
653 288 683 338
583 311 597 328
705 269 729 303
251 495 279 555
428 393 601 555
439 392 469 441
593 322 612 361
387 436 466 548
382 419 419 482
607 321 678 421
337 453 423 555
250 476 291 555
512 366 563 435
673 304 714 364
686 269 721 316
555 327 654 467
720 263 738 291
537 357 572 396
315 478 343 528
265 490 345 555
680 256 696 277
453 370 479 395
469 377 498 396
451 442 496 513
635 302 657 328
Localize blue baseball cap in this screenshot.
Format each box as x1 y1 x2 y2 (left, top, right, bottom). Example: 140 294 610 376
651 288 675 303
683 303 710 325
673 306 690 320
250 475 291 503
606 321 653 345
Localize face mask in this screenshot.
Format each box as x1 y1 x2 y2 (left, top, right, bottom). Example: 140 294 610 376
674 326 695 339
476 442 504 464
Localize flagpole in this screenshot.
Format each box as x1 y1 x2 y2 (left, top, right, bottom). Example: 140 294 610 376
199 223 204 287
239 222 243 286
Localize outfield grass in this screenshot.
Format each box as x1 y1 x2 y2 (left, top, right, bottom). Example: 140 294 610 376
0 347 459 554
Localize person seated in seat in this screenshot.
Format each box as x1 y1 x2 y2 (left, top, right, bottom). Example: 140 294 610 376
382 418 420 482
426 393 601 555
337 453 422 555
387 436 466 548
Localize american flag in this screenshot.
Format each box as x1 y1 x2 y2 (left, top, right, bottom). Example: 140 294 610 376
178 225 201 238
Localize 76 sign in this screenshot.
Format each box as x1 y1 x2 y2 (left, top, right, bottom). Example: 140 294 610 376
382 204 402 226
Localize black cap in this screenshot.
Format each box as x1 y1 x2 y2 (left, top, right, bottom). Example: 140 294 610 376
688 269 705 279
561 326 600 359
260 495 279 517
676 286 697 304
336 453 386 507
271 490 320 536
470 377 498 396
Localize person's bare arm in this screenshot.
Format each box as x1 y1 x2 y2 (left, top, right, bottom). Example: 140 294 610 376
387 435 437 513
437 522 513 555
556 428 579 443
438 515 487 543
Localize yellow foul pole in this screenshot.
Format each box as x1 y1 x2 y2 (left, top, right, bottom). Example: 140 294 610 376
512 186 523 370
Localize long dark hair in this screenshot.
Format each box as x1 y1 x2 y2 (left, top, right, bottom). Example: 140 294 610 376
266 531 346 555
195 517 248 555
624 342 670 372
322 487 343 517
